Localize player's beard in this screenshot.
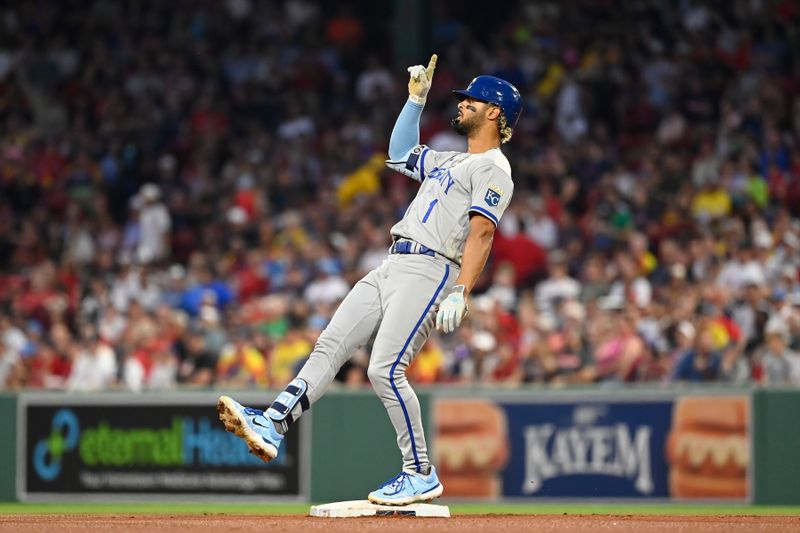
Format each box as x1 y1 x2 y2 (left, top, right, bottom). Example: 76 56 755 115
451 113 480 137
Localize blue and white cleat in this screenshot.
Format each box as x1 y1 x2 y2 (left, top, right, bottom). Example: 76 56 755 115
217 395 283 462
367 466 444 506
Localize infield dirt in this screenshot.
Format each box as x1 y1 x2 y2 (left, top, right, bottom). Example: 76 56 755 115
1 514 799 533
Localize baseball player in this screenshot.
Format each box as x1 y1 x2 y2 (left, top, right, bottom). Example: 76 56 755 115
218 54 522 505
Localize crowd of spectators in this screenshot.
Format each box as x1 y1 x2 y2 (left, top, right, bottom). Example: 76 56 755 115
1 0 800 392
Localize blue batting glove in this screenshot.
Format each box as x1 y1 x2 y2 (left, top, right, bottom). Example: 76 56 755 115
436 285 468 334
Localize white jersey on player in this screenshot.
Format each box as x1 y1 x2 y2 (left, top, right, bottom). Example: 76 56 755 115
386 144 514 264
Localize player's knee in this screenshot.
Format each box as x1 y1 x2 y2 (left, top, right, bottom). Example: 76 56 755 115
367 359 408 387
366 363 385 386
367 360 397 386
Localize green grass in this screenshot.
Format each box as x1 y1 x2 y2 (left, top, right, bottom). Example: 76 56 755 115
0 502 799 516
0 503 309 515
448 503 800 516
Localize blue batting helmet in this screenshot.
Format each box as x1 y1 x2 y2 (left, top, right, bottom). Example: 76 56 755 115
452 75 523 129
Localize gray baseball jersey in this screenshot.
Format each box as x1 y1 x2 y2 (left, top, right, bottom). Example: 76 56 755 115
386 145 515 263
279 144 515 476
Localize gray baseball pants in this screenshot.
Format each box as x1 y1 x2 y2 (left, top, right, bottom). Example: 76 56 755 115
295 253 456 473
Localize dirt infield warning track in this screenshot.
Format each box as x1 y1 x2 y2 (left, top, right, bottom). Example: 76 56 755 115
1 514 799 533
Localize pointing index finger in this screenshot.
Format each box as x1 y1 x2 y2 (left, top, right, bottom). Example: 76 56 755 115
426 54 438 77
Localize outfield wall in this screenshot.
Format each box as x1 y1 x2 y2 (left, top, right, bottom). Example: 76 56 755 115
0 394 16 502
0 388 797 504
753 389 800 504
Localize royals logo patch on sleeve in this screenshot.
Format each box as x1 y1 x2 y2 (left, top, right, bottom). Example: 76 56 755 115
484 185 502 207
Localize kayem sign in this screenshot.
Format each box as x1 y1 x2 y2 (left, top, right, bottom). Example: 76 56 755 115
18 394 305 500
434 392 751 501
504 400 670 497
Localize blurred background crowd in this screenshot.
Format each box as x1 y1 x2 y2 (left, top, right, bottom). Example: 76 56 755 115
1 0 800 392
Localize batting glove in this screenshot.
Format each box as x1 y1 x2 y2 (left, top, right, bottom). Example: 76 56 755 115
436 284 468 334
407 54 437 105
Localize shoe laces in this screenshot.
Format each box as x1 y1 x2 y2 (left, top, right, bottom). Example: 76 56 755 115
380 471 415 491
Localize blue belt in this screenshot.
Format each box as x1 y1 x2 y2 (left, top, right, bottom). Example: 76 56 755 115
391 240 436 257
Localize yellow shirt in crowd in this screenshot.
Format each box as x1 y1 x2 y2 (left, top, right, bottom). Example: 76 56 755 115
691 189 732 220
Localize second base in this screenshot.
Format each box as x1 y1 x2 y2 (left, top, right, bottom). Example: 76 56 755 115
309 500 450 518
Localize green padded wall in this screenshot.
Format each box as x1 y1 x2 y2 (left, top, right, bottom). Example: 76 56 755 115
310 389 430 503
753 389 800 504
0 395 17 501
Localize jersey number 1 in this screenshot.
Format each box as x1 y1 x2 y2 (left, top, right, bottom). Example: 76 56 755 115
422 199 438 223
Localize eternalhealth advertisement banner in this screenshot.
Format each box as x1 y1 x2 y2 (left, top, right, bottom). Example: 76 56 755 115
18 394 304 500
434 393 750 501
